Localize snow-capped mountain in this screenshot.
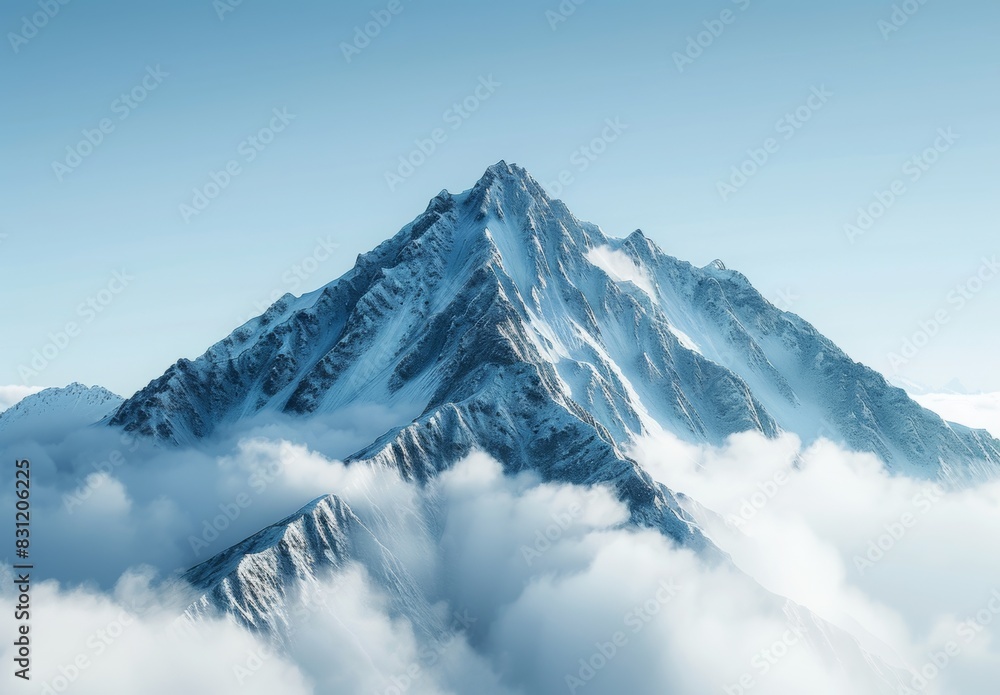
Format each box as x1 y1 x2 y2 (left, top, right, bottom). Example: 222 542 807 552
181 494 438 638
143 162 988 692
179 479 911 694
109 162 999 485
0 382 123 443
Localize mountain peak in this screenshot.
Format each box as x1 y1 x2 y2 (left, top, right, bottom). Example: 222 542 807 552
0 383 123 442
3 382 121 413
481 159 520 180
467 161 554 214
108 162 1000 483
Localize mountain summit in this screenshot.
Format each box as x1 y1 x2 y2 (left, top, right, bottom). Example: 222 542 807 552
116 162 989 694
110 161 998 493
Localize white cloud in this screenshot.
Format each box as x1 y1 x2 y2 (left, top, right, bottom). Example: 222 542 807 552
0 384 44 411
0 568 314 695
6 411 1000 693
586 245 657 301
630 430 1000 694
1 445 924 694
913 392 1000 437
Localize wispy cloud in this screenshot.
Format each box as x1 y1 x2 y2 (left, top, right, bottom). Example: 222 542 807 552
913 392 1000 438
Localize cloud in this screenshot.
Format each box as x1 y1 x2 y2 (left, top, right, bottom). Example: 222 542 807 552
0 404 423 587
586 245 657 301
187 449 923 693
630 430 1000 694
0 568 313 695
912 392 1000 437
281 564 516 695
5 413 1000 693
0 384 45 411
415 454 907 694
0 441 911 694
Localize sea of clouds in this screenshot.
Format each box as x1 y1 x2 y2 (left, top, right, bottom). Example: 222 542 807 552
1 393 999 694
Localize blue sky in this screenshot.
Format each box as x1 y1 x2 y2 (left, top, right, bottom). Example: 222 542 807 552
1 0 998 397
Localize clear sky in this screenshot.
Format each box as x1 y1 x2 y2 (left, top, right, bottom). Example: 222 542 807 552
2 0 998 398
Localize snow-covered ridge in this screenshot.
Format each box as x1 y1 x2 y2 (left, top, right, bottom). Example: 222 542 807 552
107 161 999 484
0 382 123 442
156 163 993 692
181 492 439 641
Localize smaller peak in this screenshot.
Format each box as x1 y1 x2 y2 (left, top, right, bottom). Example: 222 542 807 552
35 383 119 399
424 188 454 214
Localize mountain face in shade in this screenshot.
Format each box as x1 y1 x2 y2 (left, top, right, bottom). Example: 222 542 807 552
107 161 1000 486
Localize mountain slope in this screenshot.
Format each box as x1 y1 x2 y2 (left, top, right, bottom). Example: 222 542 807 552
180 477 910 695
154 162 979 692
108 162 999 486
181 494 439 639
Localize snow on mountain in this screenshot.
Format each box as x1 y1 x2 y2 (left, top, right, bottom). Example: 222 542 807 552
175 461 913 694
0 382 123 443
108 161 999 485
0 385 44 412
151 162 989 690
181 494 440 640
99 159 999 622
